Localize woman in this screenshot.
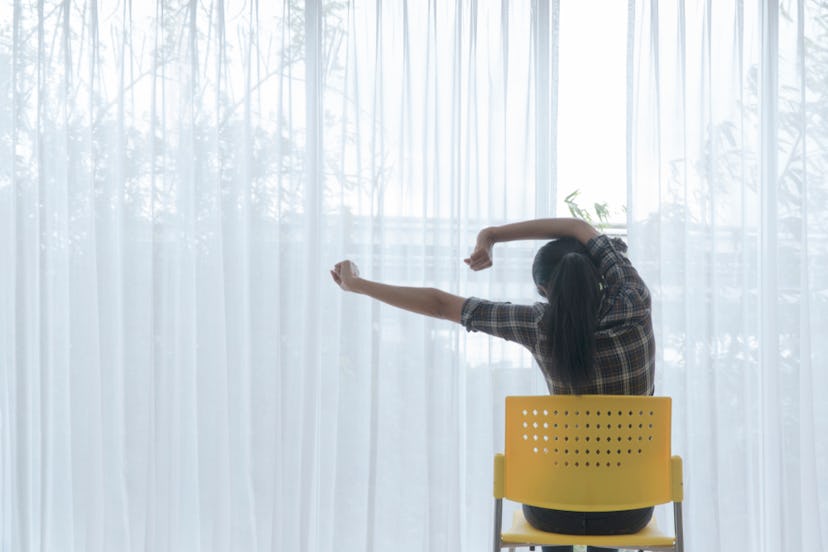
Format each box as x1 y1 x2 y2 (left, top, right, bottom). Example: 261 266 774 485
330 217 655 552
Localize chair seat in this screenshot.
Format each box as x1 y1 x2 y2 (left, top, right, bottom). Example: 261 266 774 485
502 509 676 549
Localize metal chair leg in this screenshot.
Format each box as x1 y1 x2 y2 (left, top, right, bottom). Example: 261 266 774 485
673 501 685 552
493 498 503 552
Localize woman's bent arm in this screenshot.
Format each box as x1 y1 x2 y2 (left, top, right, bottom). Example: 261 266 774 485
487 218 598 244
465 218 599 271
331 260 465 323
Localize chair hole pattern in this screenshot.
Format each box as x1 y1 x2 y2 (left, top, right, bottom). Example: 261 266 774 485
520 407 657 469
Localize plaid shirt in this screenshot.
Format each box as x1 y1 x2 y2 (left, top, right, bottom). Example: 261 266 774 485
461 234 655 396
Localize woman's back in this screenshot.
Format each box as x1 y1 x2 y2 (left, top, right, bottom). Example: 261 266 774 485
461 234 654 395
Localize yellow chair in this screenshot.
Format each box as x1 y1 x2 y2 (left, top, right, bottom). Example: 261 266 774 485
493 395 684 552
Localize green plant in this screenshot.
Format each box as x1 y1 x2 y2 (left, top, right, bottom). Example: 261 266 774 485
564 189 616 230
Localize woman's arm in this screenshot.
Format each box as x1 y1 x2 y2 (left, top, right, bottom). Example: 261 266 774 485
485 217 598 244
464 218 599 271
330 260 466 323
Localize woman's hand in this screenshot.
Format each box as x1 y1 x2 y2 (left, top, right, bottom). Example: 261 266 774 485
464 227 496 271
330 260 361 291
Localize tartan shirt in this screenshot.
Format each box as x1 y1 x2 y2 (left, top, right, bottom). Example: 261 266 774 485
461 234 655 396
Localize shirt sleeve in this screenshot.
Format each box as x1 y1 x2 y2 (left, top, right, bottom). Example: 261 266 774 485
586 234 651 324
460 297 546 349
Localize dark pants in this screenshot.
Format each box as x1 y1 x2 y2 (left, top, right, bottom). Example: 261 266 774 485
522 504 654 552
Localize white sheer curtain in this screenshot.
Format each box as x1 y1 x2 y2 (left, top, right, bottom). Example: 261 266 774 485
628 0 828 550
0 1 561 550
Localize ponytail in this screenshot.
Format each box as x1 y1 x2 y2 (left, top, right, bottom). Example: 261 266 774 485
543 252 601 388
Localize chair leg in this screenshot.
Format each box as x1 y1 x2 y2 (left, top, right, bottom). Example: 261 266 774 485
673 501 685 552
493 498 503 552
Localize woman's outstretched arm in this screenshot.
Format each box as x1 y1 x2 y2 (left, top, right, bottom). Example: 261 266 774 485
330 260 466 323
464 217 599 271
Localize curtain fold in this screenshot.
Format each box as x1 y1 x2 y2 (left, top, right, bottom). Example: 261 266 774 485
628 0 828 550
1 1 558 550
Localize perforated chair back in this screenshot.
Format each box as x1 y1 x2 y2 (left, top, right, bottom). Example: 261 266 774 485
504 395 673 511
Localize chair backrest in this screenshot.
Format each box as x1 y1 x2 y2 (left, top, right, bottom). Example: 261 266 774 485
504 395 673 511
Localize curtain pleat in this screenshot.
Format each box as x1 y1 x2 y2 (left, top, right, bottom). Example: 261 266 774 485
1 1 556 551
628 1 828 550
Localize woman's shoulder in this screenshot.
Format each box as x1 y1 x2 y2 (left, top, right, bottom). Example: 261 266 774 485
586 234 629 264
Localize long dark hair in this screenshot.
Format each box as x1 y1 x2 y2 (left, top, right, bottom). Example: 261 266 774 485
532 238 601 388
